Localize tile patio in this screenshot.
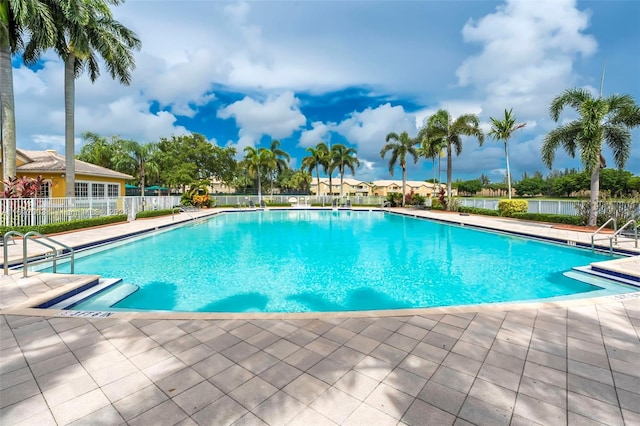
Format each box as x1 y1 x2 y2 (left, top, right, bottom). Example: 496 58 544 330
1 208 639 425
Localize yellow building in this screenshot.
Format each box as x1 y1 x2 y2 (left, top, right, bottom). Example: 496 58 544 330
2 149 133 197
371 180 447 197
310 178 373 196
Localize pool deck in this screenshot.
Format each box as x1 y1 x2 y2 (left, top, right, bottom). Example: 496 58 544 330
1 208 639 425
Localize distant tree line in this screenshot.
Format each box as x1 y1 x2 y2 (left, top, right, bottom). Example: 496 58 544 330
451 168 640 198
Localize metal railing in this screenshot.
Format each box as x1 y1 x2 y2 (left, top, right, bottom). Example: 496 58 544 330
612 219 638 249
3 231 75 277
591 218 617 254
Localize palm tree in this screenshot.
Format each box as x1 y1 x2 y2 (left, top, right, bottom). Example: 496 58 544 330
301 142 329 196
38 0 141 197
77 131 114 168
542 88 639 226
421 109 484 208
243 146 273 202
1 0 55 187
486 109 526 200
380 131 419 207
113 140 159 196
267 139 290 196
417 136 445 195
330 144 360 198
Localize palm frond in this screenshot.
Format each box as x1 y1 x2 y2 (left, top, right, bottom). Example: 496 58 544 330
549 88 592 121
603 124 632 169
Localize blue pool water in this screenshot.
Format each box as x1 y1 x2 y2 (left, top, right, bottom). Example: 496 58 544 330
63 210 621 313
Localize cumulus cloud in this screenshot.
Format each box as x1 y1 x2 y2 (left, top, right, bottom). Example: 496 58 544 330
299 121 334 148
336 103 415 161
217 91 306 151
457 0 597 119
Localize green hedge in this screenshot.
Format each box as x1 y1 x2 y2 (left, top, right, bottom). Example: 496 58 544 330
0 215 128 236
458 207 500 216
136 208 180 219
511 212 584 226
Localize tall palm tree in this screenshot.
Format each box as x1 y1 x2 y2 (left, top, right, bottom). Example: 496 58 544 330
113 140 159 195
330 144 360 198
243 146 273 202
1 0 55 187
267 139 290 196
486 109 526 200
542 88 639 226
380 131 419 207
301 142 329 196
421 109 484 208
38 0 141 197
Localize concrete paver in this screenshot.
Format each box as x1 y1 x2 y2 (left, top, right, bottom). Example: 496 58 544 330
1 208 639 425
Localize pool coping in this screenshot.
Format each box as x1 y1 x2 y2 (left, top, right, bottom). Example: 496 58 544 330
1 207 639 319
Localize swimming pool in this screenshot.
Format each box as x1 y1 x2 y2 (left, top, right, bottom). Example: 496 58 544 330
51 210 634 313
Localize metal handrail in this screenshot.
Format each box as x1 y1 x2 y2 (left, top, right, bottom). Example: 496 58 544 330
590 218 617 252
3 231 24 276
5 231 76 278
612 219 638 249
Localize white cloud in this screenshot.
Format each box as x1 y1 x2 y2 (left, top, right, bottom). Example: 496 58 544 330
299 121 333 148
457 0 597 119
336 103 414 161
218 91 306 149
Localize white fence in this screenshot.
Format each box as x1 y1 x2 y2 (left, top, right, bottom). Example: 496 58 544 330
1 196 181 227
4 195 637 228
212 195 386 207
458 198 640 217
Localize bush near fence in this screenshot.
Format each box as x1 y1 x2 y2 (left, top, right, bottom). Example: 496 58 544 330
498 200 528 217
511 213 584 226
0 215 128 236
136 208 180 219
458 207 500 216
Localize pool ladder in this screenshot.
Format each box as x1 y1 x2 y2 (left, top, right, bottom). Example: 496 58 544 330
590 218 638 254
3 231 75 278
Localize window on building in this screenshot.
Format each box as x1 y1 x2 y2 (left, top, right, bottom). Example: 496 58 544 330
75 182 89 198
36 181 51 198
91 183 105 198
107 184 119 197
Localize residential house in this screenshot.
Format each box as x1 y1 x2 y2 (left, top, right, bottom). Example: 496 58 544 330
1 149 133 198
309 178 373 196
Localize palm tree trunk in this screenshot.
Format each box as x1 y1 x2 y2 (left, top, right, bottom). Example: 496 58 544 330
65 54 76 197
588 166 600 227
505 141 512 200
340 173 344 198
401 165 407 207
270 172 274 197
0 40 16 187
328 175 333 197
446 144 453 209
432 156 436 195
315 166 320 196
257 166 262 202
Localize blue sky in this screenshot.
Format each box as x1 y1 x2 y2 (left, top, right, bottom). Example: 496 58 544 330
11 0 640 183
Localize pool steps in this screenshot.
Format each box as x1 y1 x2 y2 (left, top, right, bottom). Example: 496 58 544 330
47 278 137 310
568 267 640 288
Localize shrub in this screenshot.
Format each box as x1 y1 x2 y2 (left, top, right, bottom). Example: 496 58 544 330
409 193 426 206
430 198 444 210
136 208 180 219
0 215 127 236
498 199 528 217
458 207 500 216
386 192 403 207
511 212 584 226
